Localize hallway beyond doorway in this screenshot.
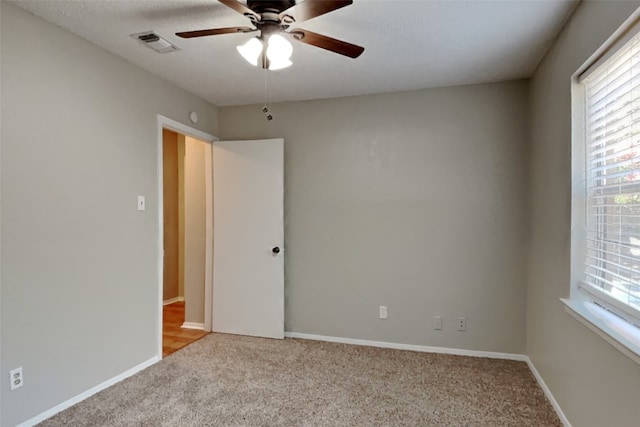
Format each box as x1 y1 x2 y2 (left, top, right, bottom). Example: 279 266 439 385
163 302 208 357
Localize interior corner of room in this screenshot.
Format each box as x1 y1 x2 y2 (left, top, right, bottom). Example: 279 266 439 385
2 1 640 426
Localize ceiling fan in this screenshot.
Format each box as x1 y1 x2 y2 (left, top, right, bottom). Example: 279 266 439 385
175 0 364 70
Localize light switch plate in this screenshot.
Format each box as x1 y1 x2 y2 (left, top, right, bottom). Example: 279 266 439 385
137 195 145 211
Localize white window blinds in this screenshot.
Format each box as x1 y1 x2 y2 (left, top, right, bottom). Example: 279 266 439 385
582 30 640 325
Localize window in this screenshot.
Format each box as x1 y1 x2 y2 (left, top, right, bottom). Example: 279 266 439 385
578 28 640 328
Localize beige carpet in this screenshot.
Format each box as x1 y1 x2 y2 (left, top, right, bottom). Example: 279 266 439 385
38 333 561 426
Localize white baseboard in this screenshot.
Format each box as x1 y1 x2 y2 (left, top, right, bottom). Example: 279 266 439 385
163 296 184 306
16 356 160 427
526 358 572 427
181 322 204 330
284 332 528 361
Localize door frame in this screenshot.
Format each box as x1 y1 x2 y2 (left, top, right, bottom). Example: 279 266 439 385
156 114 218 359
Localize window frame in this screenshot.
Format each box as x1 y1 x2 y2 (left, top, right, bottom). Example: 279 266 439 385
569 10 640 364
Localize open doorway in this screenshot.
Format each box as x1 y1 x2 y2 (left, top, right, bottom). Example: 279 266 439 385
158 118 215 358
157 115 286 359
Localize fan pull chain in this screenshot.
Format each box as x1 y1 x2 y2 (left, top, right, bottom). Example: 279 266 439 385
262 70 273 121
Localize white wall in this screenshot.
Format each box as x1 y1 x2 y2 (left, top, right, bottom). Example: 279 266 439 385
0 3 218 426
220 81 530 354
528 1 640 426
184 136 207 324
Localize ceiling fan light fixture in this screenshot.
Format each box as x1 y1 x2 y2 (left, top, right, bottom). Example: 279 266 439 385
237 37 263 66
178 0 365 67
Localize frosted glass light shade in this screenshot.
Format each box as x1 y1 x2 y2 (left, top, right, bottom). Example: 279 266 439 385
266 34 292 70
268 59 292 70
237 37 263 67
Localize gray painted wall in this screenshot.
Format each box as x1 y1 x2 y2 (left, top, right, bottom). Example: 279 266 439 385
528 1 640 426
220 81 530 354
0 3 218 426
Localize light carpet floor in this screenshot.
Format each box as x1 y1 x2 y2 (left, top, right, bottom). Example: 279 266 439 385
38 333 561 426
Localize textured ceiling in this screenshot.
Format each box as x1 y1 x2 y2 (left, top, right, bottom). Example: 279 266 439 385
12 0 577 106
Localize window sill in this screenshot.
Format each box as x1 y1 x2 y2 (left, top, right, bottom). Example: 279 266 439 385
561 298 640 365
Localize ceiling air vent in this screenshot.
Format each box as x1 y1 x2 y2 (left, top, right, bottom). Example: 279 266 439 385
131 31 179 53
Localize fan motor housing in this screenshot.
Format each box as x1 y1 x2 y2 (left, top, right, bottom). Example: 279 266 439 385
247 0 296 14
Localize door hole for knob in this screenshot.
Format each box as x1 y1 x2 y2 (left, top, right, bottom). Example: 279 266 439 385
272 247 280 254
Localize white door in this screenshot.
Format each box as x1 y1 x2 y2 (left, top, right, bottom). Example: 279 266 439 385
212 138 284 339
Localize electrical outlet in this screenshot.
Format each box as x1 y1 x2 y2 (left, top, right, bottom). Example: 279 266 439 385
457 316 467 331
379 305 388 319
433 315 442 330
10 367 23 390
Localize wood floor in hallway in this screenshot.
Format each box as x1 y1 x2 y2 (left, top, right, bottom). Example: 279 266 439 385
163 301 209 357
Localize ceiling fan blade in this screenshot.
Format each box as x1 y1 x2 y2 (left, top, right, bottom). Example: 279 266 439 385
291 29 364 58
219 0 259 18
176 27 256 38
280 0 352 23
